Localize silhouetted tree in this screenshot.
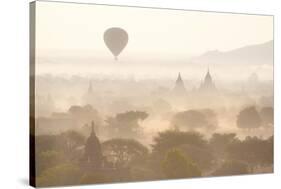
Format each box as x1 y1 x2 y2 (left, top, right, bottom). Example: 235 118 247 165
35 131 85 161
209 133 239 158
148 130 207 176
105 111 148 138
130 165 158 181
178 144 215 170
152 130 207 154
61 130 85 152
35 135 67 154
36 150 66 176
236 106 262 130
226 136 273 169
171 110 206 129
201 109 218 129
162 149 201 179
102 138 148 168
265 136 274 165
171 109 217 131
212 160 249 176
37 163 81 187
260 107 273 127
68 104 101 129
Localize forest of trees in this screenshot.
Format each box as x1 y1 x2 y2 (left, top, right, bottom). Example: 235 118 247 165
34 104 273 187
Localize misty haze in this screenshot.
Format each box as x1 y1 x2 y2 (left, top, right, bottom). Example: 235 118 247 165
31 1 273 187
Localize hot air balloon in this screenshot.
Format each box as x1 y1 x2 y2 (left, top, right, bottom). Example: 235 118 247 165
103 27 128 60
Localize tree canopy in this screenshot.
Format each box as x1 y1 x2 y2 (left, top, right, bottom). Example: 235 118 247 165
212 160 249 176
171 109 217 131
226 136 273 167
209 133 239 157
236 106 262 129
260 106 273 127
162 149 201 179
105 111 149 138
152 130 207 154
102 138 149 168
37 163 81 187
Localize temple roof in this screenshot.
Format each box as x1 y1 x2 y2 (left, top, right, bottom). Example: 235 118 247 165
84 121 102 160
174 72 186 95
199 67 217 93
176 73 183 84
204 68 212 83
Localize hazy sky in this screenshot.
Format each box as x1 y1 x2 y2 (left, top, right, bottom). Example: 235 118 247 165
36 1 273 60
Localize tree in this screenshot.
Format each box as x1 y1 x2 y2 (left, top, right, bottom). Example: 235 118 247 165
200 109 218 130
102 138 149 168
35 135 67 154
260 107 273 127
178 144 215 170
37 163 81 187
105 111 148 138
68 104 98 117
171 109 217 131
130 165 159 181
162 149 201 179
68 104 101 129
209 133 239 158
212 160 249 176
265 136 274 165
60 130 85 152
236 106 262 130
35 131 85 161
36 150 66 177
226 136 273 169
171 110 207 129
148 130 207 176
116 110 148 122
152 130 207 154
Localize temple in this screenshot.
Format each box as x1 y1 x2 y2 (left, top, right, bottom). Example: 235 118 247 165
83 121 103 168
198 67 217 93
83 80 95 105
173 72 186 95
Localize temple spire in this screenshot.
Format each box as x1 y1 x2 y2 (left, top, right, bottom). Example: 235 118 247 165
176 72 184 84
83 120 102 167
173 72 186 95
205 67 212 83
177 72 182 81
199 67 217 93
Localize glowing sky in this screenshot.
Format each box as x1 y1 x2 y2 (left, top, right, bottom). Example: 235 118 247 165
35 1 273 59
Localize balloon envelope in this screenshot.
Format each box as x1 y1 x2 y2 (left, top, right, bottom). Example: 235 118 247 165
103 27 128 60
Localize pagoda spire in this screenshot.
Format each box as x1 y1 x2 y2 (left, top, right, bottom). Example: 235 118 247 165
83 120 102 167
205 67 212 83
176 72 183 84
199 66 217 93
173 72 186 95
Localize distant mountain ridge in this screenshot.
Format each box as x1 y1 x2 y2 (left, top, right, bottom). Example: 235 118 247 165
191 40 273 65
